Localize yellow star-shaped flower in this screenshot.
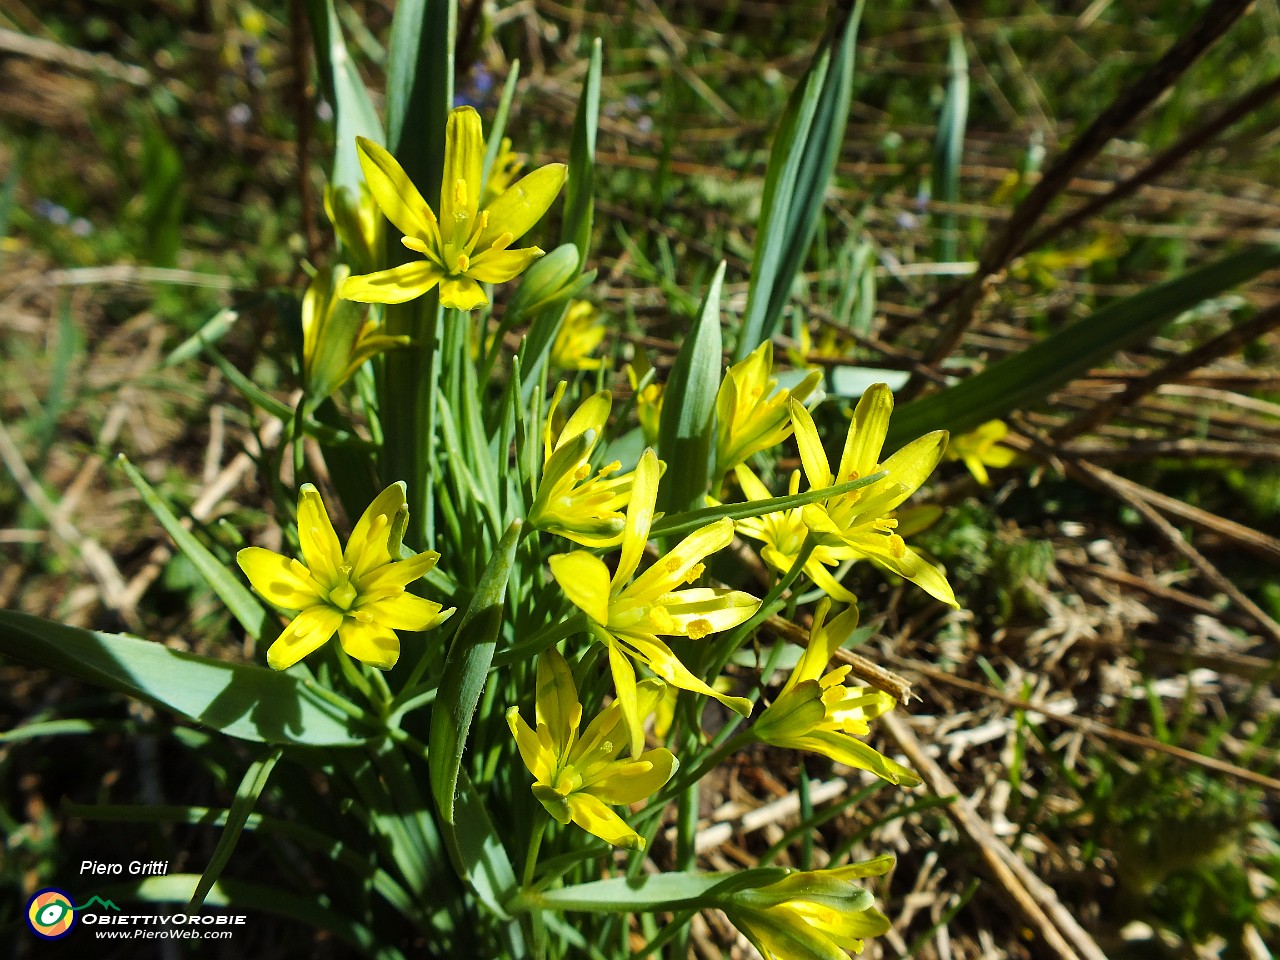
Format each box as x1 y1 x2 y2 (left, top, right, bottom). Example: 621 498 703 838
507 648 676 849
549 449 760 755
339 106 566 311
238 483 451 670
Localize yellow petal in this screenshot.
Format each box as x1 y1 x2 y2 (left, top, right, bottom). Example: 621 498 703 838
628 518 735 599
345 482 409 580
791 730 920 786
266 605 343 670
876 430 947 510
536 647 582 752
964 454 991 486
337 618 400 670
838 383 892 482
237 546 323 610
733 463 775 504
440 106 484 242
789 398 832 489
476 163 567 248
619 634 752 718
658 587 760 637
464 246 544 283
358 550 439 593
549 552 612 625
564 793 645 849
873 542 958 608
340 262 444 304
506 706 553 784
557 390 612 449
603 638 644 757
365 592 444 631
586 747 677 805
438 275 488 311
354 136 439 244
803 558 858 604
297 484 343 587
614 449 659 590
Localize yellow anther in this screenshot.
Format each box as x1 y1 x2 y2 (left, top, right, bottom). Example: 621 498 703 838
687 618 714 640
490 230 515 250
665 556 684 574
684 562 706 585
457 253 470 272
574 463 591 481
453 178 468 210
365 513 388 545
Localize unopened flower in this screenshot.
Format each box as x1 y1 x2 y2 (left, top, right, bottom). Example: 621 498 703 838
754 600 918 786
238 483 451 670
324 182 383 274
507 648 676 849
715 341 820 479
550 449 760 754
789 387 957 607
301 265 409 408
529 384 637 548
626 354 663 446
944 419 1018 486
550 300 608 371
340 107 566 310
722 855 896 959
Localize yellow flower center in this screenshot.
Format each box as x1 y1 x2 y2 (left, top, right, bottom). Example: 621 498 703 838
328 572 359 611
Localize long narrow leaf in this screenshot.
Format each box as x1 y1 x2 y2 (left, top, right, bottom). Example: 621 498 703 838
0 610 371 746
562 38 602 267
190 747 281 907
429 520 522 823
885 245 1280 450
658 261 726 515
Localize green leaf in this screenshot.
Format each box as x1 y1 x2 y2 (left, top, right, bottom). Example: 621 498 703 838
561 38 601 267
516 869 789 913
191 747 281 908
886 245 1280 450
658 261 726 516
429 520 522 823
736 2 864 358
117 454 270 642
0 610 372 746
444 769 523 934
304 0 384 193
98 875 406 960
932 33 969 263
385 0 454 192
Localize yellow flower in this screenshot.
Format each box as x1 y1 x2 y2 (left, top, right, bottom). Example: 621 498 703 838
529 384 637 548
507 648 677 849
723 855 895 959
944 419 1018 486
789 387 957 607
550 300 608 371
238 483 452 670
626 354 664 446
339 106 566 311
715 341 821 479
754 600 918 786
549 449 760 755
301 265 409 408
729 466 859 603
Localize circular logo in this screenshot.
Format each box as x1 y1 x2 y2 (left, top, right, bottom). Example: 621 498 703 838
27 888 76 939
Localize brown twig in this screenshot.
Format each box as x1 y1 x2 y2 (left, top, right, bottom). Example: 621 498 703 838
881 711 1104 960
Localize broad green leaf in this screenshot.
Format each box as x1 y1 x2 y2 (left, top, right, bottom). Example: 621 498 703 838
191 748 281 907
385 0 454 191
658 261 726 516
562 38 601 267
304 0 383 193
932 33 969 263
885 245 1280 450
736 1 864 358
515 869 790 913
117 454 270 641
429 520 522 823
443 769 523 937
98 875 406 960
0 610 372 746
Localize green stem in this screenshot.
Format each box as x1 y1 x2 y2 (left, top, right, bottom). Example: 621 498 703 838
522 812 549 958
